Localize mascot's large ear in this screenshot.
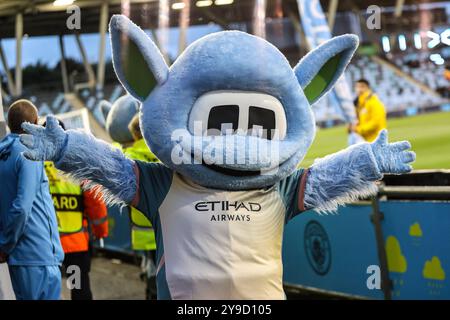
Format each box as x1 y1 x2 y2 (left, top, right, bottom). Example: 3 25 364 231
99 100 112 122
110 15 169 102
294 34 358 105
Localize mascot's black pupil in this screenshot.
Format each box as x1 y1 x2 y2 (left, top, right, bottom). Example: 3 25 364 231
207 105 276 140
207 105 239 134
248 106 275 140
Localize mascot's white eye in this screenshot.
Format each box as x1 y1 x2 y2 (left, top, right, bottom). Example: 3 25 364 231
189 91 287 140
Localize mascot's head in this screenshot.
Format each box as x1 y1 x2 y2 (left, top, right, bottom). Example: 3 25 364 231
100 94 139 144
109 15 358 190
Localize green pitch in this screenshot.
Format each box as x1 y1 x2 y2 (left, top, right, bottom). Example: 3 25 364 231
300 111 450 170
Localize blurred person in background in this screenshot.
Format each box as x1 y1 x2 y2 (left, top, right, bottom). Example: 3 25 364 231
351 79 387 142
124 114 159 299
0 100 63 300
43 119 108 300
444 64 450 99
444 64 450 82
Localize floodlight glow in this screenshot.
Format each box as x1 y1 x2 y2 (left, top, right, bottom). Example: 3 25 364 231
427 31 440 48
53 0 75 6
172 2 186 10
196 0 213 7
215 0 234 5
430 53 444 65
441 29 450 46
398 34 407 51
414 33 422 49
381 36 391 53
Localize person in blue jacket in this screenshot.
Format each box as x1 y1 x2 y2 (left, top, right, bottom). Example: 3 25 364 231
0 99 64 300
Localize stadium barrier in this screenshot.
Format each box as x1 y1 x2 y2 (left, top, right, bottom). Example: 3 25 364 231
283 171 450 300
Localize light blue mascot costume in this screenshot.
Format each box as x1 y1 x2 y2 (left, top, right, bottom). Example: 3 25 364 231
99 94 139 145
20 15 415 299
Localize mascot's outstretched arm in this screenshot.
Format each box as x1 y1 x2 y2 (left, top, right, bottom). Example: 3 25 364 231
20 115 137 206
304 129 415 213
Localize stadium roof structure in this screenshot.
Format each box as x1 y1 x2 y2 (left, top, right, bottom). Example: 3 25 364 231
0 0 449 38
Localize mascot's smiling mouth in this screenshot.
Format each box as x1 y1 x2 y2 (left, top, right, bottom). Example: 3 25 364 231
201 159 261 177
187 151 285 177
176 131 300 178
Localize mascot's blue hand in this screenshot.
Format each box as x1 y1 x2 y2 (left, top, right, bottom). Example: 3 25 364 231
20 115 68 161
370 129 415 174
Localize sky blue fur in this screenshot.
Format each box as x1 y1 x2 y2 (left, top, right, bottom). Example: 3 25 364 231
294 35 359 105
304 142 382 213
54 129 137 205
110 16 169 89
100 94 139 144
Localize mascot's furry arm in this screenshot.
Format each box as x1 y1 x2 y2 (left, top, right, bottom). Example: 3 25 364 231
304 129 415 213
20 116 137 206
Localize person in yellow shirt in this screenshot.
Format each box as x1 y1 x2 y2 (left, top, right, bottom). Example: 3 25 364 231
352 79 387 142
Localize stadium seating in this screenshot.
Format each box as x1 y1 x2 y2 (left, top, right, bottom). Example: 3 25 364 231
394 56 448 91
312 55 449 123
346 56 446 112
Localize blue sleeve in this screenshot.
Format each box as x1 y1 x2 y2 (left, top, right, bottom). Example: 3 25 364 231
132 161 174 225
1 156 40 255
277 169 307 223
